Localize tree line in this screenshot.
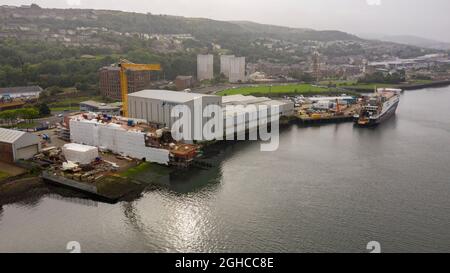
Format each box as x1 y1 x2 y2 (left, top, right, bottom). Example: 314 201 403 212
0 39 200 90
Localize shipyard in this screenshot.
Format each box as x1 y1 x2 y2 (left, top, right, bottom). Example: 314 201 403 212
1 84 394 202
0 56 440 203
1 2 450 255
0 49 445 205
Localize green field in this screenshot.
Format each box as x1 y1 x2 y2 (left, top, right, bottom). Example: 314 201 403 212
48 95 104 112
49 106 80 112
1 122 39 130
320 80 395 90
0 171 10 181
218 84 330 96
13 122 39 129
320 80 435 91
119 162 171 179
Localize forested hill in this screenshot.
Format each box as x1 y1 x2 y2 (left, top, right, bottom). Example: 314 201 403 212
0 5 437 90
0 5 359 43
230 21 360 42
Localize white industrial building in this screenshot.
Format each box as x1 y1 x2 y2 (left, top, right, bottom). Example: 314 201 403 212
128 90 222 141
0 128 40 163
229 57 246 83
197 54 214 81
0 86 43 99
221 94 295 117
127 90 293 141
69 115 171 165
221 95 294 138
220 55 235 78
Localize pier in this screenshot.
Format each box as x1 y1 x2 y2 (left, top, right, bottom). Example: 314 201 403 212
41 171 142 203
297 114 354 124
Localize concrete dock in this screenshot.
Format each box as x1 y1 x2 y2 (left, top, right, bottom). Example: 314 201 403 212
298 114 354 124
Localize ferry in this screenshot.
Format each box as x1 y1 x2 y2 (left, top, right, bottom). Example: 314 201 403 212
354 88 401 126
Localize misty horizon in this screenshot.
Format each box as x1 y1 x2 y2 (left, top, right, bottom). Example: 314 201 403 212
2 0 450 43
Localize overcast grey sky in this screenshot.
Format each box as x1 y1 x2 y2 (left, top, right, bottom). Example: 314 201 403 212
3 0 450 42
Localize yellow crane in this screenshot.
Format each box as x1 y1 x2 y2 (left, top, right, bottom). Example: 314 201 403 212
119 61 162 117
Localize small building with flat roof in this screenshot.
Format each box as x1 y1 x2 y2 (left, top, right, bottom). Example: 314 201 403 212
79 101 122 116
175 75 194 91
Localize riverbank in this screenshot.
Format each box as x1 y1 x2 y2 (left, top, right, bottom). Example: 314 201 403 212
0 174 45 207
0 160 174 205
335 80 450 92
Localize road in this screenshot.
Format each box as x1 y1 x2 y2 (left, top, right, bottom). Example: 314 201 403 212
36 110 79 127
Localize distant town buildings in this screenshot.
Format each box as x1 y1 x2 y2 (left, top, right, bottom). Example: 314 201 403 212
0 5 197 52
367 53 450 72
197 54 214 81
99 66 152 100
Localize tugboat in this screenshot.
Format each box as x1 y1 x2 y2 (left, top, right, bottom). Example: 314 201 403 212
354 88 401 127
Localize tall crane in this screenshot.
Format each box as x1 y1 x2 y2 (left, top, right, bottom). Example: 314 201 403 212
119 60 162 117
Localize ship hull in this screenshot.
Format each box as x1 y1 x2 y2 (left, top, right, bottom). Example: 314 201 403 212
356 100 399 127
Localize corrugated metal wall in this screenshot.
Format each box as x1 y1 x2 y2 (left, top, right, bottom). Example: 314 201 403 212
0 142 14 163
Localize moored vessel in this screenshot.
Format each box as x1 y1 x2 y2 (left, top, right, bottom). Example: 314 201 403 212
354 88 401 126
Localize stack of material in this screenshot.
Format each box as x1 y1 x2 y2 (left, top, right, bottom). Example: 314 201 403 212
62 161 79 171
62 143 99 165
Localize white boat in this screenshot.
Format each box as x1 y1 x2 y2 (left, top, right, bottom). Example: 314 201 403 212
354 88 401 126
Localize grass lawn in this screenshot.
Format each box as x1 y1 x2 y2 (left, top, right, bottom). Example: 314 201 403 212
340 83 393 90
0 171 10 181
218 84 330 96
50 106 80 112
14 122 40 129
95 162 171 198
320 80 394 90
119 162 170 179
320 79 436 91
48 95 104 112
1 122 40 130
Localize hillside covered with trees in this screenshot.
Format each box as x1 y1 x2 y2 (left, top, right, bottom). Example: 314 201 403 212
0 4 441 90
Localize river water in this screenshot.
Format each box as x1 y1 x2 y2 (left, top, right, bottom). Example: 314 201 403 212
1 87 449 253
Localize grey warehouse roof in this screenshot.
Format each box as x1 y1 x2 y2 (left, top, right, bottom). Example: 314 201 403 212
0 85 43 95
128 90 217 103
0 128 26 144
80 100 122 110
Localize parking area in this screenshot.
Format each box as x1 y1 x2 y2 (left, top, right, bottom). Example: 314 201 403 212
33 128 68 149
